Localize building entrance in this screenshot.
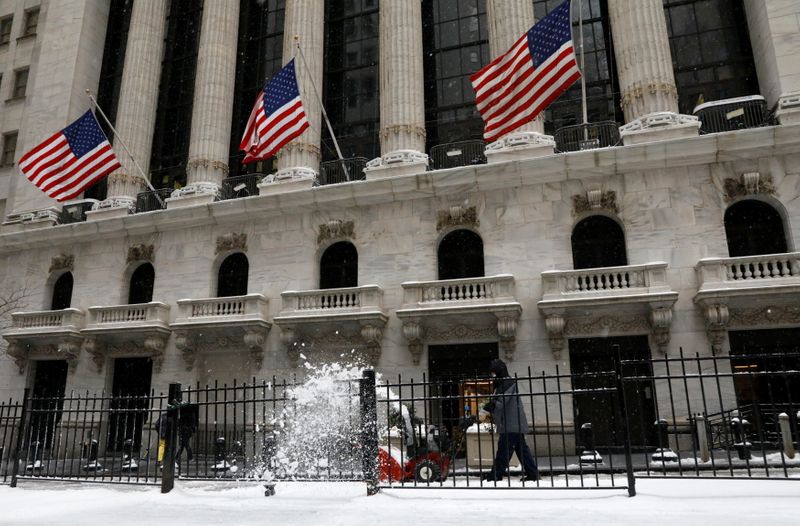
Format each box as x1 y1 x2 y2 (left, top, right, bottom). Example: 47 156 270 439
728 329 800 441
569 336 656 449
30 360 68 449
107 357 153 451
428 343 498 434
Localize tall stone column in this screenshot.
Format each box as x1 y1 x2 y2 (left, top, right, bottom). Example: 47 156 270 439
170 0 240 207
90 1 168 219
274 0 324 183
484 0 554 163
744 0 800 124
364 0 428 179
608 0 699 145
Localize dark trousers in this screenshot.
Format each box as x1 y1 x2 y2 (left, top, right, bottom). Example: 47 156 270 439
490 433 539 478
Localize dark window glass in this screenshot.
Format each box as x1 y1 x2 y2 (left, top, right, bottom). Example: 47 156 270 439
150 0 203 189
86 0 133 200
51 273 73 310
1 131 17 166
571 215 627 269
322 1 379 161
438 229 485 280
0 16 13 45
108 357 152 450
320 242 358 289
724 200 788 257
12 67 28 98
229 0 285 177
218 253 249 297
30 360 68 449
664 0 759 114
533 0 621 133
128 263 155 304
423 0 488 147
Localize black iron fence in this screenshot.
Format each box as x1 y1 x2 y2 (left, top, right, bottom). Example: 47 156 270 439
220 173 263 200
429 140 487 170
554 121 621 153
2 352 798 494
319 158 368 185
135 188 172 213
694 96 771 134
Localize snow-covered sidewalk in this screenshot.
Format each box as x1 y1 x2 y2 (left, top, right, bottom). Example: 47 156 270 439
0 478 797 525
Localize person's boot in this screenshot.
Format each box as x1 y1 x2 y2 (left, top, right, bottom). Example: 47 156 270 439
521 472 540 482
481 472 502 482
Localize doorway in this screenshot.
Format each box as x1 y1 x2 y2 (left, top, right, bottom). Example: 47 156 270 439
29 360 68 449
569 336 656 449
107 357 153 451
728 329 800 442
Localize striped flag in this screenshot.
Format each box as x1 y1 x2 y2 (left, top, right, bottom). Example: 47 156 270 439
240 59 310 164
18 110 121 202
471 0 581 143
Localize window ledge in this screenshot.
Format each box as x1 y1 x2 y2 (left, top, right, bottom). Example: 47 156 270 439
16 33 36 42
5 96 25 103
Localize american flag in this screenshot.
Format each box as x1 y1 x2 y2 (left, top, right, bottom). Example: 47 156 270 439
240 59 310 164
471 0 581 143
18 110 121 202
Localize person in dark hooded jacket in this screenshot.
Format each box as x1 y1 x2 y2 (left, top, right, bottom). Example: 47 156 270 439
480 358 539 481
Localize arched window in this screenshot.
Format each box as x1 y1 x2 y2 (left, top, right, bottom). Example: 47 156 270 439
572 216 628 269
724 200 788 257
50 272 73 310
217 253 249 297
320 242 358 289
128 263 155 304
438 229 485 280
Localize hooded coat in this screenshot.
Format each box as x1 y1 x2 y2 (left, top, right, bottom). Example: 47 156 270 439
484 359 529 434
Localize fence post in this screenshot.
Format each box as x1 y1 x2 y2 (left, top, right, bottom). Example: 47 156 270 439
161 383 181 494
695 414 710 463
10 388 30 488
360 369 379 495
778 413 795 459
614 347 636 497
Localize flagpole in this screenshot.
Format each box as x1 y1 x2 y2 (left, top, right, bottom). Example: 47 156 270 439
293 36 351 182
576 0 589 140
84 89 164 206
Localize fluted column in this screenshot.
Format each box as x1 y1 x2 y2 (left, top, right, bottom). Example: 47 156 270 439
608 0 699 144
486 0 543 135
364 0 428 179
275 0 324 180
98 1 168 213
175 0 240 203
483 0 554 163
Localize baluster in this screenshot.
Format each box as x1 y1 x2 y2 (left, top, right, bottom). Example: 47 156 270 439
743 263 753 279
753 261 763 279
732 264 742 280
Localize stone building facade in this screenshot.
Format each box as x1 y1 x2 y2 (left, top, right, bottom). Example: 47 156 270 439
1 0 800 449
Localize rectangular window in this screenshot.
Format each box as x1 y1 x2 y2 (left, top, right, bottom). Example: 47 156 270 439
12 68 28 98
23 8 39 37
1 132 18 167
0 16 12 45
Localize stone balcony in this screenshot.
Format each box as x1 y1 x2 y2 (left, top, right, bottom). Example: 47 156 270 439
395 274 523 364
537 262 679 357
81 302 171 372
694 253 800 353
273 285 388 364
170 294 271 370
2 308 85 373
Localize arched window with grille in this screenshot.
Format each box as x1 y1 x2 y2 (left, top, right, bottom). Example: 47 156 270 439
51 272 73 310
320 242 358 289
438 229 485 280
571 216 627 269
217 253 249 297
724 200 788 257
128 263 155 304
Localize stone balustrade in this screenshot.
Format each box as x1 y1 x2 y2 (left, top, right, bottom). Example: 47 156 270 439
696 253 800 290
176 294 269 321
540 262 673 303
280 285 384 315
88 302 170 327
402 274 517 307
11 308 84 330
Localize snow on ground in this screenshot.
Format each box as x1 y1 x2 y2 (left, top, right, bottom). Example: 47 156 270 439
1 478 798 526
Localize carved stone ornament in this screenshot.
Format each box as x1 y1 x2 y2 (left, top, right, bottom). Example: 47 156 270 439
564 314 650 336
281 324 383 367
729 305 800 328
436 205 479 231
82 335 167 373
544 315 566 360
216 232 247 254
49 254 75 273
317 220 355 245
572 190 618 216
402 322 425 366
127 244 154 264
702 303 730 355
723 172 776 203
424 323 496 342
